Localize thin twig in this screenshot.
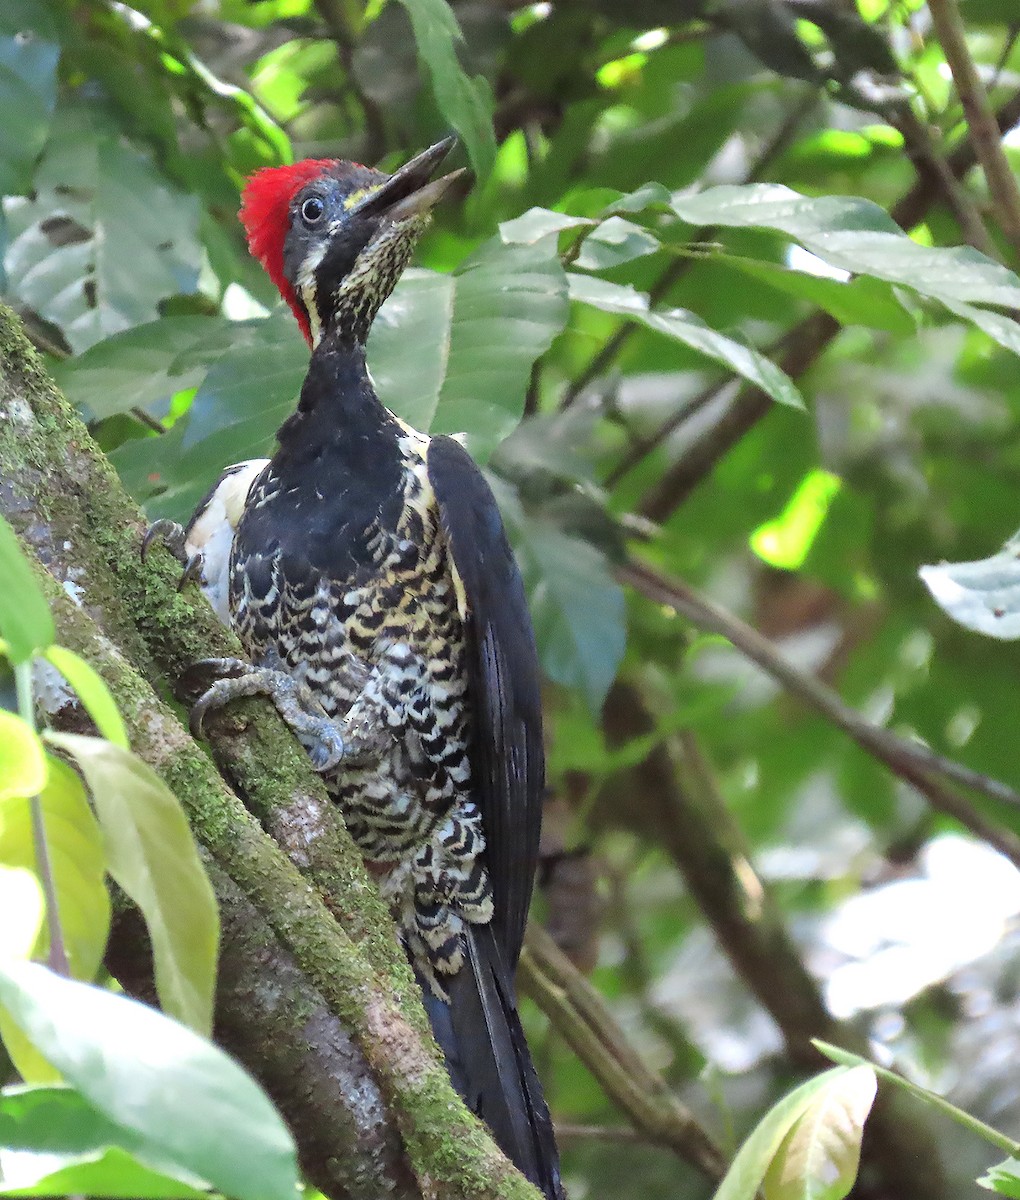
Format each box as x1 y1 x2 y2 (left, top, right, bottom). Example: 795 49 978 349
928 0 1020 257
631 89 1020 521
618 559 1020 869
891 105 996 255
519 924 727 1182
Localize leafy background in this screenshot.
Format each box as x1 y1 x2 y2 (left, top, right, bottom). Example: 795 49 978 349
5 0 1020 1197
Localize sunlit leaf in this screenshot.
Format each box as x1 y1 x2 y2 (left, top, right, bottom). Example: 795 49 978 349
714 1068 865 1200
47 734 218 1038
499 208 591 245
919 538 1020 640
980 1158 1020 1198
0 867 43 961
42 647 128 749
762 1066 876 1200
0 713 46 803
0 1085 209 1198
0 755 110 984
569 273 804 409
0 963 298 1200
670 186 1020 345
0 514 53 664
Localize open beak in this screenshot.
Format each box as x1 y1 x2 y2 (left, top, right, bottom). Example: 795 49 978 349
355 136 465 222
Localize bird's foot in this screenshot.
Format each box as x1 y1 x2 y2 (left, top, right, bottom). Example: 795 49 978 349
141 519 204 591
189 657 345 771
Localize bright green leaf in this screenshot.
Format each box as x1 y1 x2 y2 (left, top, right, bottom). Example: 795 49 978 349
0 713 46 803
0 868 43 961
980 1159 1020 1198
42 647 129 749
762 1066 877 1200
714 1069 860 1200
394 0 496 180
574 217 660 271
46 734 218 1038
751 470 842 570
0 963 298 1200
0 515 54 664
718 254 915 335
569 272 805 409
0 1085 209 1198
0 755 110 983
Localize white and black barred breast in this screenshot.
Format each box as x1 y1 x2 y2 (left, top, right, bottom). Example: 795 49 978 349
228 423 494 993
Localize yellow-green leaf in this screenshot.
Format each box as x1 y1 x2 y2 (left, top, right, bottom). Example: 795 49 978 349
763 1066 877 1200
0 514 54 663
0 712 46 803
47 733 218 1037
0 755 110 982
0 866 44 960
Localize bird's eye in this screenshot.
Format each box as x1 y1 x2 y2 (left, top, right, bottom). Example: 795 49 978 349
301 196 325 225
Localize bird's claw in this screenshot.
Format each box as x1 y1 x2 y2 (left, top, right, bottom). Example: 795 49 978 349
142 519 205 591
186 657 346 772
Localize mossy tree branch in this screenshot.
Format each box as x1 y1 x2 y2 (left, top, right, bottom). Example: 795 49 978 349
0 301 542 1200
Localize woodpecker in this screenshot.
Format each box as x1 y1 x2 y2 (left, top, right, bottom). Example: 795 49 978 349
151 139 563 1197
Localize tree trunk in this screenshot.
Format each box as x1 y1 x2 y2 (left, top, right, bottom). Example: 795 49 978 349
0 301 541 1200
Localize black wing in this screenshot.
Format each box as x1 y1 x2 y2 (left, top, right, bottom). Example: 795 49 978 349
427 435 544 969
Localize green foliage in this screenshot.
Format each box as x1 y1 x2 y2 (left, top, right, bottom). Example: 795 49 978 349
49 735 219 1038
6 0 1020 1196
714 1067 876 1200
0 962 298 1200
0 516 54 664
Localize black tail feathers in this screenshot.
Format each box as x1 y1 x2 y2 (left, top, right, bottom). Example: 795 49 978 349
419 924 564 1200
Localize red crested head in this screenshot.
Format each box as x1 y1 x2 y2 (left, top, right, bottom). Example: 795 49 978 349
239 139 462 347
240 159 337 345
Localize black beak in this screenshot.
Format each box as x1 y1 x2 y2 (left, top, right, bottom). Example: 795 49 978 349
354 137 465 222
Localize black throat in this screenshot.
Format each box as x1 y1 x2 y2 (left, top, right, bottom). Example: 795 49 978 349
251 331 406 581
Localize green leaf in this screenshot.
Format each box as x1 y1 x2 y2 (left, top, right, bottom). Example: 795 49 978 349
513 513 626 710
0 868 43 961
369 268 454 433
0 755 110 983
394 0 496 180
713 1068 863 1200
980 1159 1020 1198
4 101 202 353
46 735 218 1039
423 238 569 455
0 515 54 664
568 273 805 409
0 1085 209 1198
42 647 128 749
762 1066 876 1200
574 217 660 271
499 208 592 245
0 963 298 1200
0 0 59 196
670 184 1020 322
919 535 1020 640
52 316 238 421
718 254 915 335
0 714 46 803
